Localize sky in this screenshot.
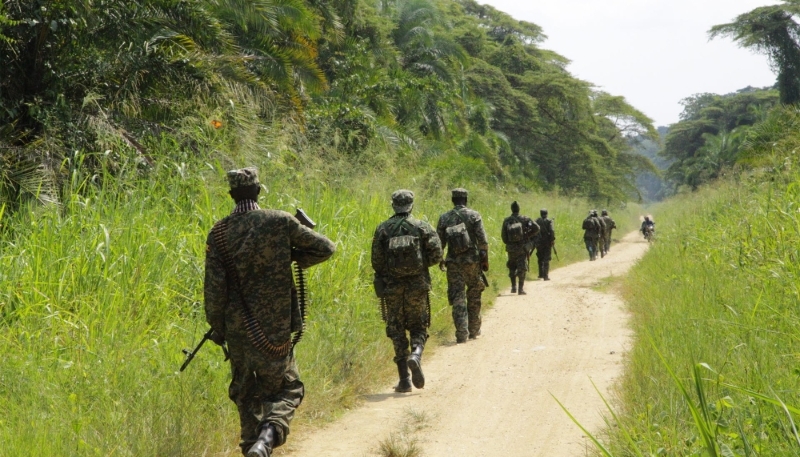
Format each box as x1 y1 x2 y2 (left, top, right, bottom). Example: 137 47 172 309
478 0 781 127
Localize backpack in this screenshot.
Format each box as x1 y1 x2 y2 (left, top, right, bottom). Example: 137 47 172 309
507 218 524 243
446 210 473 254
582 218 595 230
386 218 425 277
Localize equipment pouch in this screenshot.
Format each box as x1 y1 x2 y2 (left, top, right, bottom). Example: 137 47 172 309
373 275 387 298
507 221 524 243
446 222 472 254
387 235 424 277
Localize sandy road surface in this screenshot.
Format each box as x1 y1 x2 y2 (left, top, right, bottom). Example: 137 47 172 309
282 231 649 457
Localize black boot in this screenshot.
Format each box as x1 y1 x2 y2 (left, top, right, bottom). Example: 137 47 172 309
407 346 425 389
538 260 544 279
543 262 551 281
510 276 517 293
394 360 412 393
518 275 526 295
246 424 275 457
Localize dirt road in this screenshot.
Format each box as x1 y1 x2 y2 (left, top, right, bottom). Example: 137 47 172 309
283 231 649 457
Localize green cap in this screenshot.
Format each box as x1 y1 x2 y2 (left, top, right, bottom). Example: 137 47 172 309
227 167 259 190
391 189 414 213
452 188 468 199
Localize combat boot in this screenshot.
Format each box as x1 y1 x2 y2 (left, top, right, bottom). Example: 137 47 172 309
518 276 526 295
407 346 425 389
510 276 517 293
394 360 412 393
246 423 275 457
543 262 551 281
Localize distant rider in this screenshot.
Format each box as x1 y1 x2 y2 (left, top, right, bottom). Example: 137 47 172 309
640 216 655 239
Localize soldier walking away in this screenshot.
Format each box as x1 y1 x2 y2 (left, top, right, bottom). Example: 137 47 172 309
371 190 443 393
582 210 603 261
204 167 336 457
593 210 607 258
535 209 556 280
501 201 539 294
641 215 655 241
600 209 616 255
437 188 489 344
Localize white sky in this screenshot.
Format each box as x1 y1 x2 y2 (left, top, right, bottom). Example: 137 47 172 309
478 0 781 127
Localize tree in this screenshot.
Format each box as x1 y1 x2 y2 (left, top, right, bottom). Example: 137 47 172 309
710 1 800 104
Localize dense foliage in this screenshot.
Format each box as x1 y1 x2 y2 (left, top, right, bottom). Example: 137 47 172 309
0 0 656 205
661 86 779 190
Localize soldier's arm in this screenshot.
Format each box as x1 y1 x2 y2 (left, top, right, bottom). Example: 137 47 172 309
473 214 489 251
422 223 443 267
204 232 228 338
371 225 388 275
436 215 448 252
289 217 336 269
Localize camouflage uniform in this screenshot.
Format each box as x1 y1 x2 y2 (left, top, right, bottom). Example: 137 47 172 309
582 211 602 261
371 191 442 364
204 168 336 456
501 203 539 293
436 188 489 343
535 211 556 280
600 210 616 254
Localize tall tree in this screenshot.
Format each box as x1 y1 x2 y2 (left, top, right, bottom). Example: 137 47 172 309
710 1 800 104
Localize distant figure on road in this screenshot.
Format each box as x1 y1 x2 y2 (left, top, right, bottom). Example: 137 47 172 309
437 188 489 343
535 209 556 281
204 167 336 457
582 210 603 261
641 216 655 241
371 190 443 393
600 209 616 255
501 201 539 294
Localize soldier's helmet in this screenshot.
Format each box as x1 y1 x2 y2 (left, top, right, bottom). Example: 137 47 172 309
602 209 608 216
391 189 414 214
588 211 594 217
645 216 651 221
511 200 520 213
591 209 598 217
451 188 468 199
227 167 259 190
540 208 548 217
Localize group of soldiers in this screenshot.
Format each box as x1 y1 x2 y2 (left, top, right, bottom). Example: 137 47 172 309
198 167 611 457
581 209 617 261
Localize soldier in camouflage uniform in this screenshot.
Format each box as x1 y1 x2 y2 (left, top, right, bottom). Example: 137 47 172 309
371 190 443 393
535 209 556 280
204 167 336 457
600 209 616 255
436 188 489 343
501 201 539 294
593 210 607 258
582 210 603 261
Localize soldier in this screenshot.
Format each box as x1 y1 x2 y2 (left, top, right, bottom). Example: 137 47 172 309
437 188 489 343
600 209 616 255
371 190 443 393
593 210 607 258
204 167 336 457
501 201 539 294
582 210 602 261
535 209 556 280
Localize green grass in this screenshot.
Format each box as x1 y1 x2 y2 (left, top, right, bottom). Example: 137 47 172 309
0 150 642 456
596 168 800 456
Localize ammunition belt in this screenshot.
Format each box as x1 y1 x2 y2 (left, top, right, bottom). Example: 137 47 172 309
212 219 293 359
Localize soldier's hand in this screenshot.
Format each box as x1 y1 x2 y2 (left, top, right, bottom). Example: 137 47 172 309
481 258 489 272
210 330 225 346
439 261 447 272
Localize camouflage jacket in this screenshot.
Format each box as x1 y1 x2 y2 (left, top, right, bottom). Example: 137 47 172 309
601 216 616 236
535 217 556 247
371 214 442 288
583 216 603 239
204 207 336 351
436 205 489 264
501 214 539 253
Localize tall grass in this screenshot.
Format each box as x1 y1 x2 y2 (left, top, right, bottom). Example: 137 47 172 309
601 165 800 456
0 149 641 456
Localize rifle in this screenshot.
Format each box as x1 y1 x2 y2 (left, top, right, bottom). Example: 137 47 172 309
180 328 229 372
552 244 559 262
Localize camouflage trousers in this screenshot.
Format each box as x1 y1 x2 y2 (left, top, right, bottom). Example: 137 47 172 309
446 262 485 341
505 248 529 279
603 232 613 253
228 349 304 455
384 282 430 363
535 247 551 279
584 236 600 260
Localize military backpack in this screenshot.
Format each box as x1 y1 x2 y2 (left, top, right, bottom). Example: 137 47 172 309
386 218 425 277
507 217 524 243
446 209 473 254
